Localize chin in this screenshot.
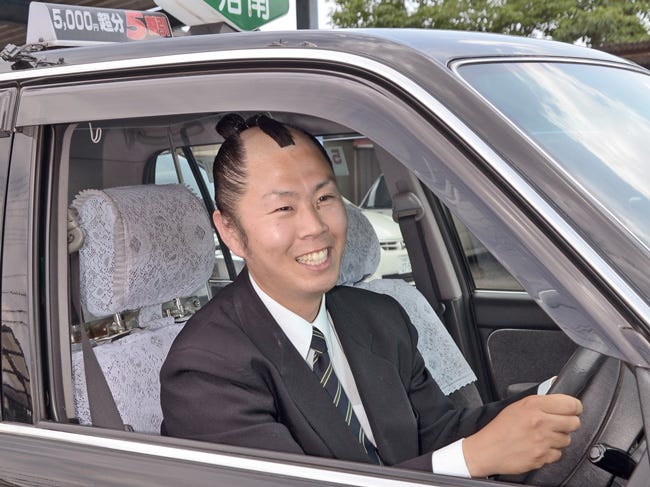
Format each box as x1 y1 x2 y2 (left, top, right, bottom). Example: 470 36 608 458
322 274 340 293
307 274 339 295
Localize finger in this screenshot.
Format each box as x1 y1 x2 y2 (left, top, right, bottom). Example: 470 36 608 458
531 446 564 470
544 447 563 466
541 394 583 415
546 431 572 449
548 413 581 433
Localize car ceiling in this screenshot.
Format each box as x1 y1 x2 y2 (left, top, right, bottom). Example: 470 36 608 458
89 112 354 149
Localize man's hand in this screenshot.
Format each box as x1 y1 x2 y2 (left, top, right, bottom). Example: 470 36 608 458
462 394 583 477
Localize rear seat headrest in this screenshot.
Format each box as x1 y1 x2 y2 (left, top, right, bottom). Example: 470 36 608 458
72 184 215 317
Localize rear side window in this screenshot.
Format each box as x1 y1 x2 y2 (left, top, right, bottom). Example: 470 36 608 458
451 215 523 291
153 148 242 282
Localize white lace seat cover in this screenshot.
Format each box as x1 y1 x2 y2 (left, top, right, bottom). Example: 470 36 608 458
71 184 215 433
338 204 381 287
72 323 183 433
337 204 477 395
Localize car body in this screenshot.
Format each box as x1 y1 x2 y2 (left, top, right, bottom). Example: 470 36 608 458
0 12 649 487
359 206 412 280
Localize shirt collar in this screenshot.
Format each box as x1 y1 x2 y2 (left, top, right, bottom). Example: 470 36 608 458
249 273 330 360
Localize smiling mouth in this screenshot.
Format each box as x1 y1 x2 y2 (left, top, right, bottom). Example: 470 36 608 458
296 248 329 266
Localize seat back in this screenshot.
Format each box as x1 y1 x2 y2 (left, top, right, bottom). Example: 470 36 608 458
338 204 480 405
71 184 215 433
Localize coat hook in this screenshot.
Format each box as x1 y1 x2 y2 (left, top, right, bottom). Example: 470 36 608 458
88 122 102 144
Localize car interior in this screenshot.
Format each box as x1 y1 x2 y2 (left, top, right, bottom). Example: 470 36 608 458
38 109 643 486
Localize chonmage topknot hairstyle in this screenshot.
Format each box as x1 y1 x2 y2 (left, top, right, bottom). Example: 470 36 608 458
216 113 295 147
212 113 333 233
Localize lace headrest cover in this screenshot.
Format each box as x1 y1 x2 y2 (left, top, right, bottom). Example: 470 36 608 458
72 184 215 317
337 203 381 286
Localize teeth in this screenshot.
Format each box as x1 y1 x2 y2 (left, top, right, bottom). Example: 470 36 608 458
296 249 328 265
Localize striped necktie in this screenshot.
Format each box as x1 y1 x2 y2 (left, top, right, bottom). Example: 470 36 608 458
310 326 382 465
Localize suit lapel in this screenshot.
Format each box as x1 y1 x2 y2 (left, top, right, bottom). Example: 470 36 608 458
230 271 372 463
327 287 420 465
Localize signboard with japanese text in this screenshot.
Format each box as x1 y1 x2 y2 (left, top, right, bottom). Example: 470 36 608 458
26 2 172 47
154 0 289 30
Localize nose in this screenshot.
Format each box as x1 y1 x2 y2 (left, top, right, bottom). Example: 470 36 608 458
298 203 328 238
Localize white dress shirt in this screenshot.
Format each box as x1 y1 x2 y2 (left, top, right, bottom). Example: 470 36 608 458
248 274 471 477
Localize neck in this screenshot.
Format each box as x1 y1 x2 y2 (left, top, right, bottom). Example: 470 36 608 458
249 272 323 322
289 299 321 323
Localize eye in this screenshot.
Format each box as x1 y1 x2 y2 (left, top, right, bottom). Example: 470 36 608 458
317 194 337 204
274 206 293 213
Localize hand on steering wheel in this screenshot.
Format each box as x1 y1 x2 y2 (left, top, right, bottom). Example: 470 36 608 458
502 347 616 486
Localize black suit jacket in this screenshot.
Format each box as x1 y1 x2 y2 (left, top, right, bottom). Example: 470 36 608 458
160 269 522 470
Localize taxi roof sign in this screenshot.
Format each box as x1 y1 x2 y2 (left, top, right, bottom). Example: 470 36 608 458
26 2 173 47
154 0 289 31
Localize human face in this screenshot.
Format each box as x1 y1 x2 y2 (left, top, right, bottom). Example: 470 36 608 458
214 129 347 321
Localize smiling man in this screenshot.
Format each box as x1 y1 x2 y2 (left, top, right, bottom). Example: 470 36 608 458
215 117 346 323
160 114 582 477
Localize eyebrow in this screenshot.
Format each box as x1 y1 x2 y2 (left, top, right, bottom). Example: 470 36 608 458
262 176 337 199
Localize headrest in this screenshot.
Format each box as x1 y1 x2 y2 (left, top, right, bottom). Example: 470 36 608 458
337 203 381 286
72 184 215 317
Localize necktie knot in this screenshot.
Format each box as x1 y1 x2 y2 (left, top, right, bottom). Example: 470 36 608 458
311 327 328 355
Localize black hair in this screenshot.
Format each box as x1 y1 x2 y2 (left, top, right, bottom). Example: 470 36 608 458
212 113 333 241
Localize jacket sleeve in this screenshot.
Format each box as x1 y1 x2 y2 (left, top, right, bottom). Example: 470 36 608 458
160 344 305 456
394 304 533 471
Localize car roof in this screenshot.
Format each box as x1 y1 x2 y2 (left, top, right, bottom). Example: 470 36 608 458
0 28 631 77
357 28 627 64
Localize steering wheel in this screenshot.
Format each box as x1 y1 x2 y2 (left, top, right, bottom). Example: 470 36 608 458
500 346 619 486
545 347 609 396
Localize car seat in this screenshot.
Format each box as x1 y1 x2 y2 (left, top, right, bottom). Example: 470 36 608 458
338 203 482 407
70 184 215 433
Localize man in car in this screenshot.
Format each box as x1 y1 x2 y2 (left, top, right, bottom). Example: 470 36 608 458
160 114 582 477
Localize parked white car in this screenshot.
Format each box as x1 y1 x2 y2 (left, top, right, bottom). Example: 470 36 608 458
358 206 412 281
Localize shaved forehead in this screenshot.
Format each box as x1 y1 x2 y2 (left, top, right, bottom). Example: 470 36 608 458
240 126 331 167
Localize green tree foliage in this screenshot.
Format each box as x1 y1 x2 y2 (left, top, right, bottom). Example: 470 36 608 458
330 0 650 46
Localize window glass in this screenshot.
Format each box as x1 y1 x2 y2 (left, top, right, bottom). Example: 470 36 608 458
459 62 650 250
451 215 524 291
360 174 392 210
155 150 216 199
361 172 520 290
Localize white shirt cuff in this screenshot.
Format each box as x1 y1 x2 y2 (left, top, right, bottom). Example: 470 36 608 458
431 439 471 478
537 376 556 395
430 378 555 478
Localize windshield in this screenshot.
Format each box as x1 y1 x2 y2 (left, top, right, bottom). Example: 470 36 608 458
458 61 650 252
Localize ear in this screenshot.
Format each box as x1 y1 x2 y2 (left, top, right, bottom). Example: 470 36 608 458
213 210 247 258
